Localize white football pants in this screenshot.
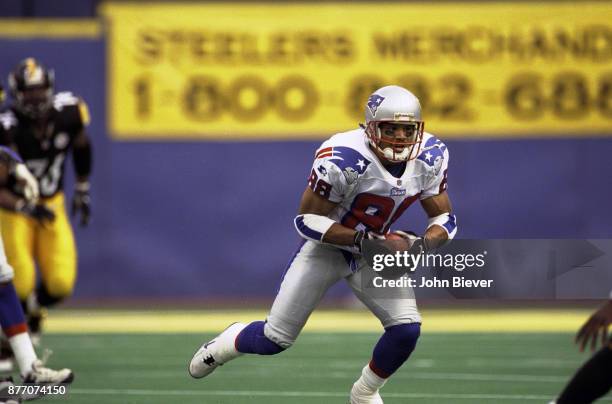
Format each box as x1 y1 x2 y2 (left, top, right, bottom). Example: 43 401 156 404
264 240 421 348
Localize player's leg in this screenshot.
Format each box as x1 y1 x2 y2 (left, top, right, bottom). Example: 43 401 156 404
33 194 77 341
247 242 351 351
0 250 35 378
189 241 350 378
554 342 612 404
0 210 37 302
36 194 77 302
0 210 36 367
345 265 421 404
0 238 73 393
0 282 74 395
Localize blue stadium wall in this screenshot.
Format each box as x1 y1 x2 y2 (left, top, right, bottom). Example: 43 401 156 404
1 36 611 300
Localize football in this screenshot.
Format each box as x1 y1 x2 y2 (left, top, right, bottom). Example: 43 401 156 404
384 232 414 251
384 232 406 240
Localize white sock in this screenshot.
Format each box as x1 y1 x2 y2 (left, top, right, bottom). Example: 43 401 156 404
355 364 387 392
9 333 36 376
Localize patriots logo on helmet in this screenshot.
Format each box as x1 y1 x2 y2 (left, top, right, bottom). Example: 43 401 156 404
367 94 385 117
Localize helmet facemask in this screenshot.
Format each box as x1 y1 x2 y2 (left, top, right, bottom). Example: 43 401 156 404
366 118 424 163
14 87 53 119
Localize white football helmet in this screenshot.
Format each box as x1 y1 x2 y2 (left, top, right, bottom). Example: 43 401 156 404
364 85 424 163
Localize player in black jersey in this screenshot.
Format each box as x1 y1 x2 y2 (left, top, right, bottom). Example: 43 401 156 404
0 84 75 400
552 299 612 404
0 58 93 343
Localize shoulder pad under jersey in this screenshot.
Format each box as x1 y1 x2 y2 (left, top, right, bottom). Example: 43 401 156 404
315 146 371 185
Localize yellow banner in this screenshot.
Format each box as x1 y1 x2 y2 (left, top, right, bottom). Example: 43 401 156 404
102 2 612 139
0 19 101 38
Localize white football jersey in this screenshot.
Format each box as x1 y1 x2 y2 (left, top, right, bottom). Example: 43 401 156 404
307 128 449 234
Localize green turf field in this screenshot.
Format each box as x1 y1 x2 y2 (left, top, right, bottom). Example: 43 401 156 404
29 331 611 404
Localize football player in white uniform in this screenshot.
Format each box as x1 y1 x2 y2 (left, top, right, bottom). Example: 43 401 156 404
189 85 457 403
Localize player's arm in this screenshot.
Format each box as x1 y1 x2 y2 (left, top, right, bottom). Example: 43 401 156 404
296 187 359 247
73 129 92 184
0 125 34 208
0 160 10 189
71 99 93 226
575 299 612 352
408 140 457 251
0 134 23 208
420 191 456 250
0 147 53 222
0 115 42 208
0 186 54 223
0 160 21 210
0 146 37 201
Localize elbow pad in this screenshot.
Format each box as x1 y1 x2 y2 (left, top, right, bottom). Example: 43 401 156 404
427 212 457 240
294 214 335 242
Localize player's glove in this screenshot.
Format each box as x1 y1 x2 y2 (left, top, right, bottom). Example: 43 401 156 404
353 230 385 252
71 181 91 227
16 201 55 224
